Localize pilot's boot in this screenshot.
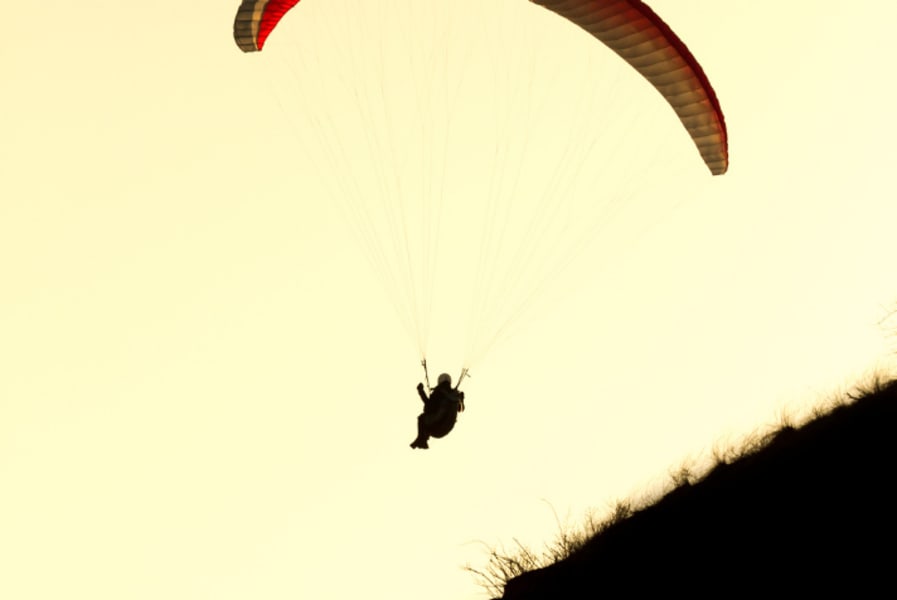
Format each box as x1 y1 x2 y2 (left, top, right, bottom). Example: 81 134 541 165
410 417 430 449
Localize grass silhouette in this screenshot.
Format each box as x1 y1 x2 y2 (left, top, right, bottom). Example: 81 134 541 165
468 373 897 598
466 503 630 599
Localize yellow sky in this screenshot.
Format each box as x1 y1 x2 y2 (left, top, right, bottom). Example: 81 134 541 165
3 2 897 599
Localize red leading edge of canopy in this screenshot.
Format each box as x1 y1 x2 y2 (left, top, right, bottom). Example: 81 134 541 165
257 0 302 50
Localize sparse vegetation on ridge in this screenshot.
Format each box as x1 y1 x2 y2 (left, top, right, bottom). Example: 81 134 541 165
468 372 897 598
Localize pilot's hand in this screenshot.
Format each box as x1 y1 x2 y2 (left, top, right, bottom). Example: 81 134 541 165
417 382 425 393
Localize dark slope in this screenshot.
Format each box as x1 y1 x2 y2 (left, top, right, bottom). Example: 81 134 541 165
499 378 897 598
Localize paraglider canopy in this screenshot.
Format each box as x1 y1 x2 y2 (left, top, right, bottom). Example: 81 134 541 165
233 0 728 175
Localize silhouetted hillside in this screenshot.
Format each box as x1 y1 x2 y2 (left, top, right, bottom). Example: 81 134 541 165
491 376 897 598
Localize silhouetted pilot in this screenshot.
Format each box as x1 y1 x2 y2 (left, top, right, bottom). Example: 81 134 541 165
410 373 465 449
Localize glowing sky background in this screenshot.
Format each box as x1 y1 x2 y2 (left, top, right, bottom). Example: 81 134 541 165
3 2 897 599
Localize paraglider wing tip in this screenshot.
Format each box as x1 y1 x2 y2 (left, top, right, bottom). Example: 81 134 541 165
235 40 261 53
708 150 729 176
233 0 303 52
531 0 729 177
233 10 261 52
